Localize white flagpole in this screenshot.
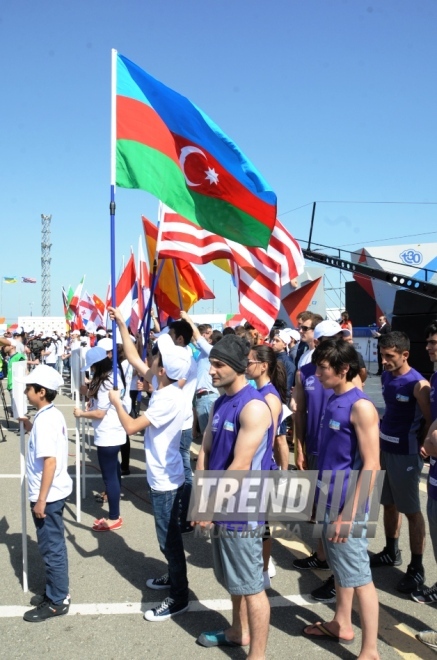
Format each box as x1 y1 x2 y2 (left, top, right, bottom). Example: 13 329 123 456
110 48 117 187
75 390 81 522
20 420 28 592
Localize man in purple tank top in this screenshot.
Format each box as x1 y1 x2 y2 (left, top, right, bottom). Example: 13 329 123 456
302 339 380 658
415 323 437 650
193 335 272 657
370 331 431 595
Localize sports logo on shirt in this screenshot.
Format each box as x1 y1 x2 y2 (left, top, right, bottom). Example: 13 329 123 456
305 376 315 391
396 394 410 403
211 413 220 433
223 420 234 432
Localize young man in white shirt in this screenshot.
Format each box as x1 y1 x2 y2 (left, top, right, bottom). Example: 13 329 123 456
18 365 72 622
108 306 191 622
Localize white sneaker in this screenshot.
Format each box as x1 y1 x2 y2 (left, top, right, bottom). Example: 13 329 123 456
268 557 276 578
263 571 271 589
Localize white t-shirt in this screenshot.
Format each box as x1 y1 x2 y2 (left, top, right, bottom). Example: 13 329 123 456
89 372 127 447
144 382 186 491
26 404 73 502
297 348 314 370
44 342 57 365
181 348 197 431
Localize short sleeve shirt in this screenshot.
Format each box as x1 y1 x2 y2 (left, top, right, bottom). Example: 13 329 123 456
144 383 186 491
26 404 73 502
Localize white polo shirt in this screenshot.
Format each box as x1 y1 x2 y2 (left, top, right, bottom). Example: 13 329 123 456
181 347 197 431
26 404 73 503
144 382 186 491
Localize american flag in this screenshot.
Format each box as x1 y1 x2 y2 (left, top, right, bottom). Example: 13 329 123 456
22 277 37 284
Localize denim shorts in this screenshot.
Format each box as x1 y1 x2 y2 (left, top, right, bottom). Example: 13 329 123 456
210 524 264 595
321 516 372 588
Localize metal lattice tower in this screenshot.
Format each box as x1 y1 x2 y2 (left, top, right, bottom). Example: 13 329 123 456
41 214 52 316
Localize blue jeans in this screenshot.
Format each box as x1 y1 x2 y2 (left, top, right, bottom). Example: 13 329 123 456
31 498 69 604
195 393 218 434
179 429 193 526
149 484 189 604
97 445 121 520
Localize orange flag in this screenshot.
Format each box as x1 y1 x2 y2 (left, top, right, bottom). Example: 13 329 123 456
281 277 322 326
142 216 214 318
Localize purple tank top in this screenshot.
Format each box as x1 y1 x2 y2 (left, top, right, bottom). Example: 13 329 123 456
209 384 273 471
428 373 437 500
300 362 333 456
380 368 425 455
317 387 370 510
258 381 281 471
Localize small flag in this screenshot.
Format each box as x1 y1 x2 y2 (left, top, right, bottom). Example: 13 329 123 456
3 277 17 284
22 277 37 284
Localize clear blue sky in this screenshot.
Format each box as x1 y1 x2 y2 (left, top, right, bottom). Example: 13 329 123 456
1 0 436 322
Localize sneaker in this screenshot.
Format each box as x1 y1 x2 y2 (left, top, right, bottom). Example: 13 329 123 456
396 565 425 594
179 523 194 534
146 574 171 590
416 630 437 651
144 597 189 621
311 575 336 602
23 599 69 622
411 582 437 604
30 593 70 607
263 571 271 590
293 552 330 571
268 557 276 578
369 547 402 568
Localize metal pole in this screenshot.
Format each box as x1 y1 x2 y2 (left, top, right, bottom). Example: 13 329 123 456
20 421 28 592
307 202 317 251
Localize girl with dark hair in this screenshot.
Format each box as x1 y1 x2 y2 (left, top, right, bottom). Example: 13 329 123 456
73 347 128 531
246 344 288 588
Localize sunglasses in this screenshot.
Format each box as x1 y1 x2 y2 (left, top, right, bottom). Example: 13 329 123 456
299 325 312 332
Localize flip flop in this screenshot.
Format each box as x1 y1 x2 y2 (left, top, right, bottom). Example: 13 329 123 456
197 630 243 648
92 518 123 532
302 622 354 645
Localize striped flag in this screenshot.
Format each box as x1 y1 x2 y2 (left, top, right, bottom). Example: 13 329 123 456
22 277 37 284
156 206 284 335
3 276 17 284
143 215 215 319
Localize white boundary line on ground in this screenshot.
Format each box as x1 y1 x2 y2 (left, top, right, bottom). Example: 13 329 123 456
0 593 316 618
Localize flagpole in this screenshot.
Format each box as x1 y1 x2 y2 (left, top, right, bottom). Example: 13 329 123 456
172 259 183 311
110 48 118 388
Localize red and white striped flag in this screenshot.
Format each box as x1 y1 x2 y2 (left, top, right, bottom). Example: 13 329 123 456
157 206 287 335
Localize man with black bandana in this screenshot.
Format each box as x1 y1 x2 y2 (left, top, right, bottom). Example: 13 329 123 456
194 335 273 657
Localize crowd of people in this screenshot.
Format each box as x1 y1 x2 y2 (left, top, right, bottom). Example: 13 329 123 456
1 308 437 657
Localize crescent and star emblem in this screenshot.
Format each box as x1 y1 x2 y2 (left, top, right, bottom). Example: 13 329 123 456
179 146 219 187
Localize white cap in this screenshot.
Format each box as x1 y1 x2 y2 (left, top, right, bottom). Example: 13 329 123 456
281 328 300 343
97 337 113 352
314 320 351 340
15 364 64 390
71 330 80 336
157 334 191 380
276 329 292 345
81 346 107 371
96 329 107 337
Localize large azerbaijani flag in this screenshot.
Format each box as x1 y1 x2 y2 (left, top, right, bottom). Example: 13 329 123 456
114 52 277 249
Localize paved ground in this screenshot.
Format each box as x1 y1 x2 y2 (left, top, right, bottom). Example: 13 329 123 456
1 373 436 659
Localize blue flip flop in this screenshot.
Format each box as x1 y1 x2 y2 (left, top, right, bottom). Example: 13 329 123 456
197 630 241 647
